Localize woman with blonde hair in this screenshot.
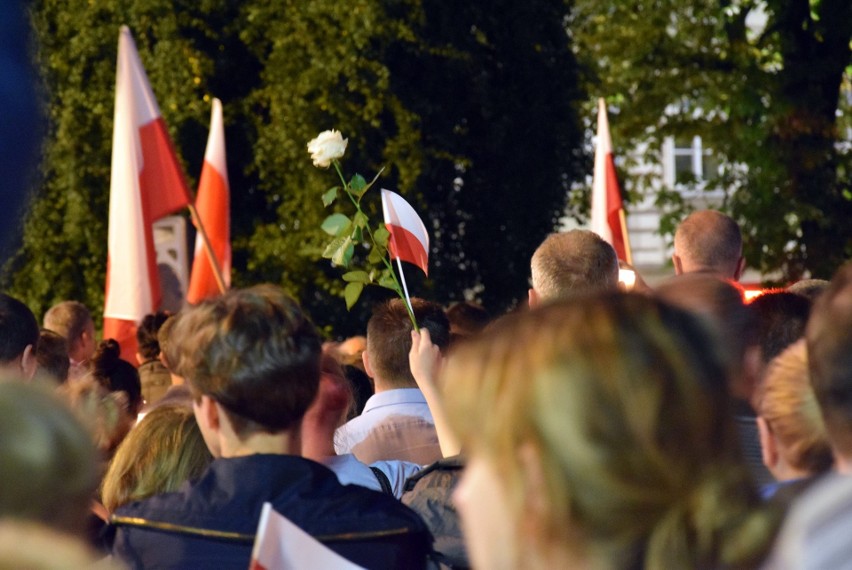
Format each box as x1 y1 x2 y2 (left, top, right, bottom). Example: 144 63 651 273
101 404 213 513
754 339 833 496
443 293 778 570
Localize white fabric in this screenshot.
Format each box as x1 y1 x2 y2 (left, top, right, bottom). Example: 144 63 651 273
320 454 423 499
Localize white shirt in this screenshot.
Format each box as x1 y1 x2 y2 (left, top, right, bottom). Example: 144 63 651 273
320 454 423 499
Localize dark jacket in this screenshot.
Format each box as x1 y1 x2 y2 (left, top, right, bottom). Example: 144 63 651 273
109 454 432 569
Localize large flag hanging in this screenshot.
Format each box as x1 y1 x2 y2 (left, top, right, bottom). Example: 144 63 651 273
104 26 192 362
250 503 365 570
590 98 632 263
380 189 429 276
187 98 230 303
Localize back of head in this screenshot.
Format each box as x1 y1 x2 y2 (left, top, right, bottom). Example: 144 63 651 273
445 301 491 339
754 340 832 476
673 210 743 278
0 293 39 364
655 274 756 397
749 291 811 365
171 284 322 435
42 300 91 343
366 298 450 388
787 278 830 302
530 230 619 301
136 311 169 361
101 404 213 512
444 293 774 568
35 329 69 384
806 263 852 459
91 339 143 414
0 382 98 536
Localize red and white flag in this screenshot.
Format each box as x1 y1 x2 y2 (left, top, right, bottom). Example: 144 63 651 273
380 189 429 275
590 98 631 263
103 26 192 362
186 97 230 303
250 503 365 570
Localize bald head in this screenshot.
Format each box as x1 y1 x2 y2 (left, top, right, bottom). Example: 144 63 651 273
673 210 744 280
530 230 619 305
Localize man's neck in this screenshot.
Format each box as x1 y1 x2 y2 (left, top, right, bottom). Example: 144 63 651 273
219 430 301 458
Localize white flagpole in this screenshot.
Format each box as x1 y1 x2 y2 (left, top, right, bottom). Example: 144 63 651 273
395 257 415 316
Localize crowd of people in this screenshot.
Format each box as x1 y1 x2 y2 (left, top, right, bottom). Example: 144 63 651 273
0 208 850 569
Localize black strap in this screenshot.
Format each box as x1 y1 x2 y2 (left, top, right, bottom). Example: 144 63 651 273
369 466 394 496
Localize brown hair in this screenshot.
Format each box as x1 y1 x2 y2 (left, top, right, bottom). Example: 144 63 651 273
444 293 777 569
674 210 742 277
366 298 450 388
101 404 213 512
171 285 321 436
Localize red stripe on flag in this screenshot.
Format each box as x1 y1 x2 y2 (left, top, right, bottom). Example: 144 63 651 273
604 153 628 261
102 315 139 364
138 118 193 221
386 223 429 276
187 161 229 303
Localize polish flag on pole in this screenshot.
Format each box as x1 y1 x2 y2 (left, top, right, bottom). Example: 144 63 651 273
590 98 632 264
103 27 192 362
186 98 230 303
250 503 366 570
380 189 429 276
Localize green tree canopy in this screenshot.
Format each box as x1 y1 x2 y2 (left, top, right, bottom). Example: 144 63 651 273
572 0 852 281
7 0 585 335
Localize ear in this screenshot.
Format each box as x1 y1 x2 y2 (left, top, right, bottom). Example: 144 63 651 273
136 352 144 365
528 288 539 309
20 344 38 380
362 350 374 379
733 256 746 281
197 394 221 433
756 416 778 470
672 254 684 275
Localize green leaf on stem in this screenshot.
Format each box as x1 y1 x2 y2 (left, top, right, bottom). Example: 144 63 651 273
350 174 367 195
367 245 384 264
344 281 364 310
321 237 347 260
322 187 339 207
321 213 351 236
342 270 370 283
378 269 398 290
353 211 369 229
331 237 355 267
374 226 390 247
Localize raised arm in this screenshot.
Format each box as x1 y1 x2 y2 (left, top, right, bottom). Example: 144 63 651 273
409 329 461 457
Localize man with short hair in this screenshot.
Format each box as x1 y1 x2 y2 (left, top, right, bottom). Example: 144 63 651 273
528 229 619 307
335 298 450 465
0 293 39 379
806 263 852 473
110 285 431 569
672 210 745 280
42 300 96 380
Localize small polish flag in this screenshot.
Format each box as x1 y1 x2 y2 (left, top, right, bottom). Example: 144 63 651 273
380 189 429 275
104 26 192 362
590 98 632 264
186 97 230 303
249 503 365 570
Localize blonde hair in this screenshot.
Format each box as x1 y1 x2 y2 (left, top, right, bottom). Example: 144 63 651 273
754 340 832 474
444 293 777 569
101 404 212 512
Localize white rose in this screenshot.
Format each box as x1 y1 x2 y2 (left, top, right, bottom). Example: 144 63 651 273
307 130 348 168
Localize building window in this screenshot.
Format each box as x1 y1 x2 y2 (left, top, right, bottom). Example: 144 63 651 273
663 136 718 188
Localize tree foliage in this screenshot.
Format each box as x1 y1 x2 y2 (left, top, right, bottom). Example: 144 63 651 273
571 0 852 281
7 0 584 334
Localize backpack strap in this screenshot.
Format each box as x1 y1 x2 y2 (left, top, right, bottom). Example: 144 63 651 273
369 466 394 496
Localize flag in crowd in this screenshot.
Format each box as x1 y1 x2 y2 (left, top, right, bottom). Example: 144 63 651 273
103 26 192 362
380 189 429 276
187 97 231 304
590 97 632 264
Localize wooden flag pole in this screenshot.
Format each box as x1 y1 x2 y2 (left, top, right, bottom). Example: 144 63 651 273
187 202 227 294
619 209 633 266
